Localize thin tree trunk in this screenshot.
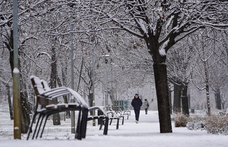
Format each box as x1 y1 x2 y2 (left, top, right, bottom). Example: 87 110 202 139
50 41 60 125
153 63 172 133
20 82 31 133
200 29 211 116
204 60 211 115
215 87 221 110
61 64 68 104
168 86 172 114
77 57 84 92
61 65 70 118
6 83 14 120
182 85 189 116
221 101 225 110
173 83 182 114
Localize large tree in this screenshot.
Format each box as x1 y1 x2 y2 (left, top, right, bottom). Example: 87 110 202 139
81 0 228 133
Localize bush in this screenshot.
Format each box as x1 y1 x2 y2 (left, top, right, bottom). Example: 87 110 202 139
186 116 205 130
174 113 189 127
186 114 228 135
204 114 228 135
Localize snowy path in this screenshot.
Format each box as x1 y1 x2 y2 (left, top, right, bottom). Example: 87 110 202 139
0 110 227 147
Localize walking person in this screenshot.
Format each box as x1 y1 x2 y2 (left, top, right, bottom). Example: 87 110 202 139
143 99 149 115
131 94 142 124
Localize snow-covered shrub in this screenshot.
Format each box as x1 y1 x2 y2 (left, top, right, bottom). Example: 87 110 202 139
186 116 205 130
204 114 228 135
174 113 189 127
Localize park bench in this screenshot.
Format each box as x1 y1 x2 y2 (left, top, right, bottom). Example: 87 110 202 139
87 106 109 135
27 76 109 140
122 110 131 120
41 80 109 137
107 110 124 129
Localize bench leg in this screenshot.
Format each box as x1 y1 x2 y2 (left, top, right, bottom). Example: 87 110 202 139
32 113 42 139
40 114 50 138
109 118 113 125
81 108 88 139
99 119 103 130
75 107 82 140
26 112 38 140
35 114 45 139
116 118 119 130
103 117 109 135
122 116 124 125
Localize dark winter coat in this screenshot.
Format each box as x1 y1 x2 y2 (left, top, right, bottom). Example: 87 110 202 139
131 97 142 110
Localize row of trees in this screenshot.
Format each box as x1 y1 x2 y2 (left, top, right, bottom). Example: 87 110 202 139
0 0 228 134
167 28 228 116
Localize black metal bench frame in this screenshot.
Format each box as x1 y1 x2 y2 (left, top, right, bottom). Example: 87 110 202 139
107 111 124 129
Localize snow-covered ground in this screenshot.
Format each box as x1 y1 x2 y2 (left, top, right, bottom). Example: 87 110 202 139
0 104 227 147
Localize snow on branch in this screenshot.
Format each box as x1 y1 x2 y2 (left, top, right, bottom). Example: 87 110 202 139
135 18 148 37
37 52 51 60
190 70 206 91
201 22 228 28
159 39 169 56
106 13 144 38
0 0 46 27
21 36 38 45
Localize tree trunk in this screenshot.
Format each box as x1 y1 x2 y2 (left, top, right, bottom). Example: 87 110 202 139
6 83 14 120
50 41 60 125
182 85 189 116
61 65 70 118
168 86 172 114
173 83 182 114
20 82 31 133
153 63 172 133
6 29 31 133
221 101 225 110
215 87 221 110
205 67 211 116
88 93 93 115
77 57 84 92
201 32 211 116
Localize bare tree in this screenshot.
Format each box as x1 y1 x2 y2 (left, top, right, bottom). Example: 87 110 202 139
190 28 227 115
167 40 195 115
82 0 228 133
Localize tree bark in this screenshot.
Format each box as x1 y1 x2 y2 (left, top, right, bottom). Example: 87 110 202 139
168 86 172 114
50 41 60 125
77 57 84 92
173 83 182 114
201 31 211 116
205 65 211 116
215 87 221 110
6 83 14 120
153 63 172 133
20 82 31 133
61 65 70 118
182 85 189 116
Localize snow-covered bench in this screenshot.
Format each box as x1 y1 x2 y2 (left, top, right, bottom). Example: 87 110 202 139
122 110 131 120
107 110 125 129
27 76 109 140
87 106 109 135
